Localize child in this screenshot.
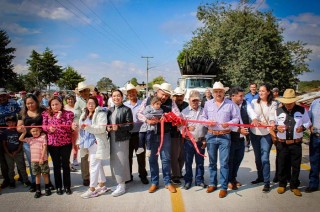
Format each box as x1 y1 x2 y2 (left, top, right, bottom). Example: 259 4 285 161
19 124 51 198
137 96 163 157
3 116 30 188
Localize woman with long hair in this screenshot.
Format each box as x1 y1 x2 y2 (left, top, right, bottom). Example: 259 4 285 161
42 96 74 195
79 97 109 198
17 94 54 192
92 87 104 107
250 83 277 192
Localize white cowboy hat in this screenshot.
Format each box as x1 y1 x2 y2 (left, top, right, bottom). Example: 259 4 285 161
153 82 173 95
0 88 8 95
172 87 185 96
77 81 94 92
123 83 139 95
276 89 302 104
212 81 229 92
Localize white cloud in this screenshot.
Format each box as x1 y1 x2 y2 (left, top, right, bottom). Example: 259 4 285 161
2 23 40 34
88 53 100 59
13 64 28 74
37 7 74 21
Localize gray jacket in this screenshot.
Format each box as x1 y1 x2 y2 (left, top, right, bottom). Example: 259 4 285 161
139 105 163 133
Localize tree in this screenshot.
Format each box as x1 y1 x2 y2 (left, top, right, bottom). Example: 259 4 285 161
178 2 312 91
57 66 85 90
96 77 117 91
26 48 63 90
149 76 166 90
26 50 43 89
130 77 138 86
0 29 16 90
41 48 63 90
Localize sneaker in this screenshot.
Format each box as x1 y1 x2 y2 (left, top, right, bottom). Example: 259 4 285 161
262 184 270 192
34 191 42 198
136 148 144 155
95 186 110 195
70 166 78 172
146 150 151 157
80 189 99 199
111 184 125 197
45 188 52 196
73 159 79 166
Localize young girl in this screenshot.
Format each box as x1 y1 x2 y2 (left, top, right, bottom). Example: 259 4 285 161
137 96 163 157
79 97 109 199
42 96 74 195
19 125 51 198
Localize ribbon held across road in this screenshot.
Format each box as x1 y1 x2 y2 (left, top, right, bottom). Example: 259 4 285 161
158 112 273 157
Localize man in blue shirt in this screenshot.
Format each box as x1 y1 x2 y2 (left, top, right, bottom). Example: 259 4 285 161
201 82 240 198
0 89 21 189
244 83 259 152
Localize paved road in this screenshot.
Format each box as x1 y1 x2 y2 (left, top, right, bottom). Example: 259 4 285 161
0 143 319 212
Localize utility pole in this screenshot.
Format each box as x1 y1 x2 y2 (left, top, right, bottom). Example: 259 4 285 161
141 56 153 95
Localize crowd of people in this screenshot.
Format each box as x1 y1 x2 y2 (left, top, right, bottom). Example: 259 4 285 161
0 80 319 200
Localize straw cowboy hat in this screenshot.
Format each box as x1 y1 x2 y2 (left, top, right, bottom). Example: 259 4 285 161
172 87 185 96
153 82 173 95
123 83 139 95
77 82 94 92
212 81 229 92
276 89 302 104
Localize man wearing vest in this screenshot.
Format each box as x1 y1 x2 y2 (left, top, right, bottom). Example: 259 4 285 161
137 83 181 193
170 87 189 185
229 87 259 190
275 89 311 196
201 82 240 198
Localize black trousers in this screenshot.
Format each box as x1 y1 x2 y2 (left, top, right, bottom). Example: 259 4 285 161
0 142 10 183
276 142 302 189
128 133 148 179
48 144 72 189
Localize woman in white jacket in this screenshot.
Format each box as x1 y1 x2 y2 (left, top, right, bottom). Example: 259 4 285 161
78 97 110 199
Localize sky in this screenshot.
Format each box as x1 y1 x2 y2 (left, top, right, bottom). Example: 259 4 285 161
1 0 319 89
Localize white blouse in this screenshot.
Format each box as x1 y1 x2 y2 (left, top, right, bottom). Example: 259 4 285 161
250 99 277 136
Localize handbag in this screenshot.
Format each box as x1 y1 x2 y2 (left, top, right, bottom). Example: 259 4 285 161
259 103 277 143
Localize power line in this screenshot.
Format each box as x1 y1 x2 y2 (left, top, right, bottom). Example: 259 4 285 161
77 0 143 57
54 0 140 58
109 0 151 55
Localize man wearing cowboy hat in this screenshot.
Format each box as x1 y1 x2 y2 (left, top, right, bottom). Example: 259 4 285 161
0 88 21 189
123 83 149 185
73 81 94 186
137 82 181 193
170 87 189 185
201 81 240 198
275 89 311 196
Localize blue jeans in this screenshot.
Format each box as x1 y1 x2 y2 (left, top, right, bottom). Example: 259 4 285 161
23 143 35 183
250 133 272 185
184 139 205 185
228 137 245 183
206 134 231 190
148 133 171 186
309 134 320 188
